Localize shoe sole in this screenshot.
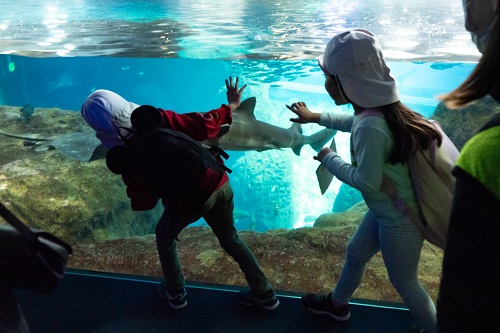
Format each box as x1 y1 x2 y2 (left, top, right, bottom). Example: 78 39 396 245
168 301 187 310
237 298 280 310
158 285 187 310
307 308 350 321
262 299 280 310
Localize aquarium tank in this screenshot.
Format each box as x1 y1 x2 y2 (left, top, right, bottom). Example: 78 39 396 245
0 0 494 304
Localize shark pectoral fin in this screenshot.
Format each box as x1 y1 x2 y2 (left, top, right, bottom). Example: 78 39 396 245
316 164 334 195
206 125 230 146
292 144 304 156
217 125 231 137
289 122 303 135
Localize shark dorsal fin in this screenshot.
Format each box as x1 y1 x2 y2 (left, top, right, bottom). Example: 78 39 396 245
234 97 257 119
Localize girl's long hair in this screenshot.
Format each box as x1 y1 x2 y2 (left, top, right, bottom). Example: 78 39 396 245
378 102 442 164
440 6 500 107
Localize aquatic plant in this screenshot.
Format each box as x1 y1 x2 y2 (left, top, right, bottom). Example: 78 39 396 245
19 104 34 120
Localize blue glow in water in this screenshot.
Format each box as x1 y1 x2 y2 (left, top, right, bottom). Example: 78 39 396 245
0 55 474 116
0 54 475 231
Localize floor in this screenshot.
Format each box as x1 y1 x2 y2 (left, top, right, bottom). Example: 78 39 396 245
15 270 417 333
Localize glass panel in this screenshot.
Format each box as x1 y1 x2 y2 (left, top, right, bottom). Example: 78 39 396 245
0 0 486 305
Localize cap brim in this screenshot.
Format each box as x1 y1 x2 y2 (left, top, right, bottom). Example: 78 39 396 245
317 55 326 72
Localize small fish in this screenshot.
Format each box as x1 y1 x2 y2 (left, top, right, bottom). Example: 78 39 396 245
20 104 34 120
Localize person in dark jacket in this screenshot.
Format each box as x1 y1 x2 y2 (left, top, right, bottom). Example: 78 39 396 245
81 77 279 311
437 1 500 332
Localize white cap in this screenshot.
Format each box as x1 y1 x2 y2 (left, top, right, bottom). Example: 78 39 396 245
318 29 400 108
81 89 140 148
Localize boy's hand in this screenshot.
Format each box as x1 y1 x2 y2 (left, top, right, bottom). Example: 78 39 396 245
226 76 247 111
286 101 321 123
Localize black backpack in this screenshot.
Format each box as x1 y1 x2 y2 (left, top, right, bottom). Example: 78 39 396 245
106 105 229 211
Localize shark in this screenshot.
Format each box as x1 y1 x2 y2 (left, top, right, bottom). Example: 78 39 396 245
0 97 335 162
204 97 336 156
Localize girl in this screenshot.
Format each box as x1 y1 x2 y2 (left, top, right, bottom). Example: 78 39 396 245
287 29 440 333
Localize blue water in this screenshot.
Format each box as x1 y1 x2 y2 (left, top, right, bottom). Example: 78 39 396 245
0 0 479 231
0 55 475 114
0 54 475 231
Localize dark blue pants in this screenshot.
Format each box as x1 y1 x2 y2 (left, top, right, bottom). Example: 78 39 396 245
155 181 271 295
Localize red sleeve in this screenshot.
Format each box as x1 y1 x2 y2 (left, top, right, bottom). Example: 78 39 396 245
158 104 232 141
121 172 159 211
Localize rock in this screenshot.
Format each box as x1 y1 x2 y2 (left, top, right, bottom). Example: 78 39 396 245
69 225 443 303
432 95 500 150
0 105 159 244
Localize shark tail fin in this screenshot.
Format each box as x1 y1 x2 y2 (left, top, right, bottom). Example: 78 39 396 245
308 128 337 152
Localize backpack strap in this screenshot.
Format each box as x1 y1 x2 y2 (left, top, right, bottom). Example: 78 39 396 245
407 148 434 227
355 108 428 225
118 126 232 174
156 128 232 173
117 126 139 146
380 173 424 225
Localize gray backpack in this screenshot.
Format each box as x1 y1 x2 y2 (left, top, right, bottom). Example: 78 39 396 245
356 109 459 249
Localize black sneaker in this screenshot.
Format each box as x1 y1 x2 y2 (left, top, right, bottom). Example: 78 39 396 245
158 283 187 310
236 289 280 310
302 292 350 321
